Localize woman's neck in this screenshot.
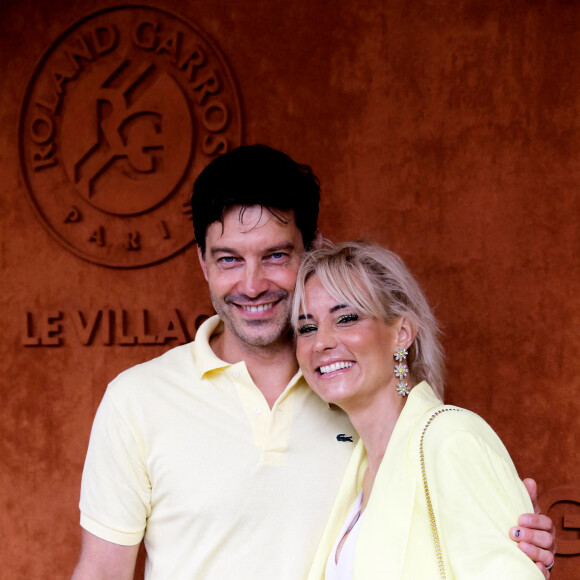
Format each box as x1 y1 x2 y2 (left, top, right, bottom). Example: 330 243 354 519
344 383 410 485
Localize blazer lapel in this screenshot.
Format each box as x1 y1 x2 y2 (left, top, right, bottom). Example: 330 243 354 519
356 438 417 578
355 382 441 579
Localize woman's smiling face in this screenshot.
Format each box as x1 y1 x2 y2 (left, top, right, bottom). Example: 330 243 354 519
295 274 400 411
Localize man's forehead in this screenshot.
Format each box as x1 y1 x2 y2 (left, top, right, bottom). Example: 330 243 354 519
233 204 294 225
206 205 299 240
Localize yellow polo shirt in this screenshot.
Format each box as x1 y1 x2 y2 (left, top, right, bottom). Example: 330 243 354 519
80 316 356 579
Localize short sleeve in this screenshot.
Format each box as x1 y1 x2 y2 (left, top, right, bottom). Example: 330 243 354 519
426 416 543 579
79 384 151 546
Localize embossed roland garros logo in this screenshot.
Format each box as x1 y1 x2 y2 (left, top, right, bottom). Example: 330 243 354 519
20 6 242 268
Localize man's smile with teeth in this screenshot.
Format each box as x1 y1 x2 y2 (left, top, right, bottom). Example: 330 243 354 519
240 302 276 313
318 361 355 375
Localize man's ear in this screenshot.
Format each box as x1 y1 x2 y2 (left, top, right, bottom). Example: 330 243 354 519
310 230 324 250
197 246 209 281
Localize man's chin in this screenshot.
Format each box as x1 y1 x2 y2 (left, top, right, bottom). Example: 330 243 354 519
213 303 293 348
234 319 293 348
238 328 289 347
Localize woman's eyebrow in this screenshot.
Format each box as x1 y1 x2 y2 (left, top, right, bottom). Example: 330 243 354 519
298 304 349 320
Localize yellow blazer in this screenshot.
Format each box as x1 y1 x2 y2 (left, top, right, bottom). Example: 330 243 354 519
307 382 543 579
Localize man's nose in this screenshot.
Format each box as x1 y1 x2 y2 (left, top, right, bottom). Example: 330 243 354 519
240 263 269 298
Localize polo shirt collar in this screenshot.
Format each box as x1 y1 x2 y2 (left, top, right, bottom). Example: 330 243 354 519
192 315 306 387
192 315 231 377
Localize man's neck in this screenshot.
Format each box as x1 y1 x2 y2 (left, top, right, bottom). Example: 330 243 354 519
209 331 299 408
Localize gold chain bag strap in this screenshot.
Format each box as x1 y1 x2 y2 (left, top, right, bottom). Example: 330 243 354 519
419 407 464 580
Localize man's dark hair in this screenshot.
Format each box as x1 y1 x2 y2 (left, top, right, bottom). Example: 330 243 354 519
191 144 320 255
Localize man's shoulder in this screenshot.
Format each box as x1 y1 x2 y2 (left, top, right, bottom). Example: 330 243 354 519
108 341 197 395
102 316 224 408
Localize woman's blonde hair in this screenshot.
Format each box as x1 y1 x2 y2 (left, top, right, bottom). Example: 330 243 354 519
292 240 445 400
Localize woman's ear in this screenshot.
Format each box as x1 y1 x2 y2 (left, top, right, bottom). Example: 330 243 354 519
310 230 324 249
396 316 417 349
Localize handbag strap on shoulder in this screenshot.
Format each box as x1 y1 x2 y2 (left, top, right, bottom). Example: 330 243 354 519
419 407 465 580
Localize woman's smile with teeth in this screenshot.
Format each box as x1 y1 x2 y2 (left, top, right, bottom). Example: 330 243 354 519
318 361 355 375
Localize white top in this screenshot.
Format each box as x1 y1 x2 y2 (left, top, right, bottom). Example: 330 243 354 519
325 492 364 580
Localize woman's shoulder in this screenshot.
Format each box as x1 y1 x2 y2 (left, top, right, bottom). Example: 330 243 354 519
406 383 500 446
417 402 512 464
421 404 490 433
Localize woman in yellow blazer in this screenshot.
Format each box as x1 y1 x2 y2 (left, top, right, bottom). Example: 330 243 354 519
292 241 545 580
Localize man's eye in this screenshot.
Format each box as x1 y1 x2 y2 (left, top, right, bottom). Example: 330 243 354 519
297 324 317 335
337 313 359 324
269 252 288 260
216 256 240 268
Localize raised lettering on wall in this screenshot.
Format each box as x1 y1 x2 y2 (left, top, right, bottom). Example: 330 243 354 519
21 308 208 346
19 6 242 268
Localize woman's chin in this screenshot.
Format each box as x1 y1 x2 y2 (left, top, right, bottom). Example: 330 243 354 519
310 384 351 407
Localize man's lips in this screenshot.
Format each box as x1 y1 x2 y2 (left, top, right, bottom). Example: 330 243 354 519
238 301 277 313
225 292 288 314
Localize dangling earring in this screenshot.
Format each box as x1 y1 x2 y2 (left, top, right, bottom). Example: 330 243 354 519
394 347 410 396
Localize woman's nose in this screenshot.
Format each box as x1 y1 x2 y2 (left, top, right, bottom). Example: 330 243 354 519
314 325 337 352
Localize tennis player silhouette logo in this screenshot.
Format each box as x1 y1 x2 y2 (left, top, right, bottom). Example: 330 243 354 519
62 58 189 217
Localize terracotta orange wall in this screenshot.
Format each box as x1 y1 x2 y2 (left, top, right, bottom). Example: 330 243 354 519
0 1 578 578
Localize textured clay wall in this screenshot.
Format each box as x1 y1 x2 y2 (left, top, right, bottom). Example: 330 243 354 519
0 1 578 578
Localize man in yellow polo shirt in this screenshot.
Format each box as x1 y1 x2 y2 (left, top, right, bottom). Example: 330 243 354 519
71 145 556 579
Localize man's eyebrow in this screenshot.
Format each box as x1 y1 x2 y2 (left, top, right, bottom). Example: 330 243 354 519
209 246 238 258
264 242 296 253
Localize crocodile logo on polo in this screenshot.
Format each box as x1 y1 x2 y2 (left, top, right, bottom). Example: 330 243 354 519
19 6 242 268
336 433 354 442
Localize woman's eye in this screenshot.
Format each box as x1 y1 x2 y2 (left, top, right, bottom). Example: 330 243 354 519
337 313 359 324
297 324 317 335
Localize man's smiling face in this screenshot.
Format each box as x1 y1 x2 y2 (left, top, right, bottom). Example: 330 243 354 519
198 205 306 350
